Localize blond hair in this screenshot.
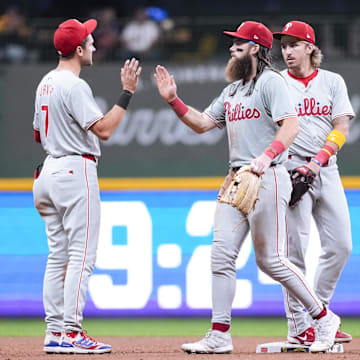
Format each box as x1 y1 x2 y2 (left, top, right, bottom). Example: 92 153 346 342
310 45 323 68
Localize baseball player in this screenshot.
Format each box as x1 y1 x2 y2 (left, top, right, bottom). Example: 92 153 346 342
273 21 354 346
154 21 341 354
32 18 141 354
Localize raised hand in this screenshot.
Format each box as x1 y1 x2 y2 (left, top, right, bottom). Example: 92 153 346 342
154 65 177 102
121 58 142 93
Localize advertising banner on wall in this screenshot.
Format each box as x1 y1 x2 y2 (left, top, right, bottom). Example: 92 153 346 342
0 60 360 178
1 190 359 317
0 62 360 178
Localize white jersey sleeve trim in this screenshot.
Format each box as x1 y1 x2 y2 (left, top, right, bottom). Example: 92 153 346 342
86 115 104 131
203 111 225 129
332 112 355 121
273 113 297 123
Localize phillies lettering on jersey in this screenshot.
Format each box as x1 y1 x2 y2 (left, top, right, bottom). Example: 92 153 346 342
204 69 297 167
296 97 331 117
224 101 261 121
281 68 354 157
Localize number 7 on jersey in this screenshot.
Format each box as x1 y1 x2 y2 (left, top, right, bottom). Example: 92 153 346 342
41 105 49 137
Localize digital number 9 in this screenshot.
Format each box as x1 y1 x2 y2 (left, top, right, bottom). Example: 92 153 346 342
88 202 152 308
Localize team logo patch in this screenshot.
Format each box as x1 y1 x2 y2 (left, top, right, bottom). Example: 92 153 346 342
237 22 245 30
284 22 292 32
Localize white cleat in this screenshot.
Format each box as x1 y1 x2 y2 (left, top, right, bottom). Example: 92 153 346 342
181 329 233 354
43 331 62 353
310 309 341 353
59 330 112 354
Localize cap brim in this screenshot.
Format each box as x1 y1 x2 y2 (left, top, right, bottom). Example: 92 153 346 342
223 31 250 42
272 32 284 40
84 19 97 36
223 31 241 38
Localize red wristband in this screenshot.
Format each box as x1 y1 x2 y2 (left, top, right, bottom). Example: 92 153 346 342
169 97 189 117
323 144 335 156
314 145 335 166
264 140 285 159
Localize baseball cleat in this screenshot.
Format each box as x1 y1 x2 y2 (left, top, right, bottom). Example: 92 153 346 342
335 329 352 343
43 331 62 353
309 309 340 353
181 329 233 354
59 330 112 354
287 327 315 345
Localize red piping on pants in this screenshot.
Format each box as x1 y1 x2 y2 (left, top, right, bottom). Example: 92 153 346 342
75 159 90 325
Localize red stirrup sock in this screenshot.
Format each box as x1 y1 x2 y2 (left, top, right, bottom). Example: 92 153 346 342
212 323 230 332
314 307 327 320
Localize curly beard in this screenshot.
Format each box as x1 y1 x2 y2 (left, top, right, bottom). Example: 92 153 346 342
225 54 253 82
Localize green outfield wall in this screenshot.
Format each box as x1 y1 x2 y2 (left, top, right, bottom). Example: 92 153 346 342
0 60 359 178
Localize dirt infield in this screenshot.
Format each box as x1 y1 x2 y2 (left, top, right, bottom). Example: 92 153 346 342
0 337 359 359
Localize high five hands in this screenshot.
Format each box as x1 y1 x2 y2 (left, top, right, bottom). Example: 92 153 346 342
154 65 177 103
121 58 142 93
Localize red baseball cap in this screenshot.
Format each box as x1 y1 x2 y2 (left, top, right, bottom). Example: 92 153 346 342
223 21 273 49
273 21 315 44
54 18 97 56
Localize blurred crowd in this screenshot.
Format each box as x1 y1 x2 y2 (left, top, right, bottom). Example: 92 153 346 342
1 4 360 64
0 5 212 64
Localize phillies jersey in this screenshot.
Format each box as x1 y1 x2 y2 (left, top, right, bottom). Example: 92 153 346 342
33 69 103 157
203 68 297 167
282 69 355 157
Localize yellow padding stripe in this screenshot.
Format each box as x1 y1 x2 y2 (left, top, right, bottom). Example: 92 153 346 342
326 129 346 149
0 177 223 191
1 177 360 190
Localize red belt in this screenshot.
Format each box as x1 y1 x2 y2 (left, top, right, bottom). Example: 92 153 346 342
288 155 311 162
82 155 96 162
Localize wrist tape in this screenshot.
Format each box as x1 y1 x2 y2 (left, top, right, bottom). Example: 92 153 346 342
169 97 189 117
117 90 133 110
313 145 335 166
264 140 285 160
326 129 346 149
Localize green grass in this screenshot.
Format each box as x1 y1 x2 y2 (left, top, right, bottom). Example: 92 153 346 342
0 317 360 337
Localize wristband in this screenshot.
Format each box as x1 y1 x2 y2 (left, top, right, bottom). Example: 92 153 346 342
314 145 335 166
311 158 322 167
322 144 335 157
326 129 346 149
169 97 189 118
117 90 133 110
264 140 285 159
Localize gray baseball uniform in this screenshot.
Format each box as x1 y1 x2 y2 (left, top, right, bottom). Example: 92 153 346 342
281 68 354 337
204 68 324 324
33 69 103 333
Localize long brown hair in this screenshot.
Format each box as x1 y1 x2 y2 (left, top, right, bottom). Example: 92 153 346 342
246 45 279 96
310 45 323 68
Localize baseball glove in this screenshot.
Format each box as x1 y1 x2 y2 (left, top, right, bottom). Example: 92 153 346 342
289 165 316 207
219 165 262 216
